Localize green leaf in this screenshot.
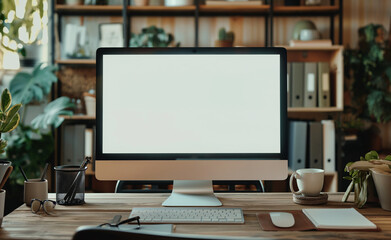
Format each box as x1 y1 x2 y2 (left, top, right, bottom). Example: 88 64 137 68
10 63 58 105
31 97 74 129
0 113 20 132
385 155 391 161
342 181 354 202
364 150 379 160
0 89 12 112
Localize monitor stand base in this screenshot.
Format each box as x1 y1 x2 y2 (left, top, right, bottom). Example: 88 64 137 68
162 180 222 206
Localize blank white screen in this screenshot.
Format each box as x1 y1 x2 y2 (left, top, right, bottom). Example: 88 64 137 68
102 54 280 154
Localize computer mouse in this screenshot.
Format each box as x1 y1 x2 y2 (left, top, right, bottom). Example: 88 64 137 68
269 212 295 228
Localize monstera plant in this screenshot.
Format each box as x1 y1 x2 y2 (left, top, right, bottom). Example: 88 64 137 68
6 63 74 185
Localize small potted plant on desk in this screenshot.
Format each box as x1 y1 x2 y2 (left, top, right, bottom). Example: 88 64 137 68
0 89 22 220
215 28 235 47
343 150 391 210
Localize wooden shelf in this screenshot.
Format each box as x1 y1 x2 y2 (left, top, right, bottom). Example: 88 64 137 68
61 115 95 120
56 59 96 65
273 5 339 15
55 4 123 15
199 5 270 14
128 5 196 12
288 107 343 113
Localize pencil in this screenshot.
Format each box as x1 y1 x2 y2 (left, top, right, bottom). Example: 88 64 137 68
19 166 28 182
40 163 49 181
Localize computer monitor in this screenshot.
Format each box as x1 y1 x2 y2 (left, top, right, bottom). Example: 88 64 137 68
95 48 288 206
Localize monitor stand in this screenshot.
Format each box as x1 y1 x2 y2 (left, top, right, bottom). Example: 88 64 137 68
162 180 222 207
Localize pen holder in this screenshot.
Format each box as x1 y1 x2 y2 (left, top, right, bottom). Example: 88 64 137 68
55 165 86 205
24 179 48 206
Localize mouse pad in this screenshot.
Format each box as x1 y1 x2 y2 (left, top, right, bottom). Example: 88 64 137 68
257 211 380 232
257 210 316 231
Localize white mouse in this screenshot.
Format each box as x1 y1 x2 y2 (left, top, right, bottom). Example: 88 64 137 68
269 212 295 228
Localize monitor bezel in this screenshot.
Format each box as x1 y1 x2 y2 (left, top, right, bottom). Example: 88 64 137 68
96 47 287 160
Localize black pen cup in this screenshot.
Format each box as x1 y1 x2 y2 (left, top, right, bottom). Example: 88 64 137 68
54 165 87 205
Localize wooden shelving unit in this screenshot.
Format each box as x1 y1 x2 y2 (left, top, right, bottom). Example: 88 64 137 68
52 0 344 192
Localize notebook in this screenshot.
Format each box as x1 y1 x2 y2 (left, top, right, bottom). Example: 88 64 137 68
302 208 377 230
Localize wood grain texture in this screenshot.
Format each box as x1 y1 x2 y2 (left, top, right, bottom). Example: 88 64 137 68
2 193 391 240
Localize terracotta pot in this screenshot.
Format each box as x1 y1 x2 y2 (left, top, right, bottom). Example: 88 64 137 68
371 168 391 211
215 40 234 47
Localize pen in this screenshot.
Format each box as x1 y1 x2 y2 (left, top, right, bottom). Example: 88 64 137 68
19 166 28 182
40 163 49 181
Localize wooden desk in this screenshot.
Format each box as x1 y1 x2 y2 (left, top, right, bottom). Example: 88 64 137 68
1 193 390 240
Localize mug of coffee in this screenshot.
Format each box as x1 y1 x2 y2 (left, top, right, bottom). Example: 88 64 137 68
289 168 324 196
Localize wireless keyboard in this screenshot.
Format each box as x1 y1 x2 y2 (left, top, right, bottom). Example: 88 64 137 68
130 207 244 224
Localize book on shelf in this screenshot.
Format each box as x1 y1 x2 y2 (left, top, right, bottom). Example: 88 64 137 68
289 39 332 47
205 0 263 6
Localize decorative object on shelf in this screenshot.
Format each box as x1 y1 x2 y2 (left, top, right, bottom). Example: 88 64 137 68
371 167 391 211
65 0 83 5
299 29 320 41
215 28 235 47
305 0 322 6
292 20 317 40
64 24 91 59
131 0 149 6
83 90 96 117
344 24 391 123
7 63 75 186
164 0 193 7
99 23 123 47
149 0 165 6
129 26 180 47
84 0 108 4
342 150 391 208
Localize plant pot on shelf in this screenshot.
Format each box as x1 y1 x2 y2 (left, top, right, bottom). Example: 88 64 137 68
164 0 193 6
371 168 391 211
215 40 234 47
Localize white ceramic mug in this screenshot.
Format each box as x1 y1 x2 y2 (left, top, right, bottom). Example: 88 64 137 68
289 168 324 196
24 179 48 206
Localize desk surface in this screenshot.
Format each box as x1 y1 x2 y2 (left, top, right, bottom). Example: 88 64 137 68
1 193 391 240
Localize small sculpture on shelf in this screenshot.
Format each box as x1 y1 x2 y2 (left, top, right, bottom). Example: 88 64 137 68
129 26 180 47
215 28 235 47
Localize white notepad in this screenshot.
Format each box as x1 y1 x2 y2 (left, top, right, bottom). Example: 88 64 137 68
302 208 377 230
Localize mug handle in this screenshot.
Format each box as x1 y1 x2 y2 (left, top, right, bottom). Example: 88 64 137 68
289 171 302 195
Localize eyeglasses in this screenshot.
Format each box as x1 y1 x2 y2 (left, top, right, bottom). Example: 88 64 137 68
30 199 56 214
99 216 141 229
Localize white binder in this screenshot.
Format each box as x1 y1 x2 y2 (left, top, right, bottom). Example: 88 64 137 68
321 120 335 172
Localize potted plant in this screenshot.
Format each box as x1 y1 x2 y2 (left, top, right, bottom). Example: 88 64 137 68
215 28 235 47
5 63 74 186
129 26 180 47
344 24 391 123
0 88 22 176
342 150 391 209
